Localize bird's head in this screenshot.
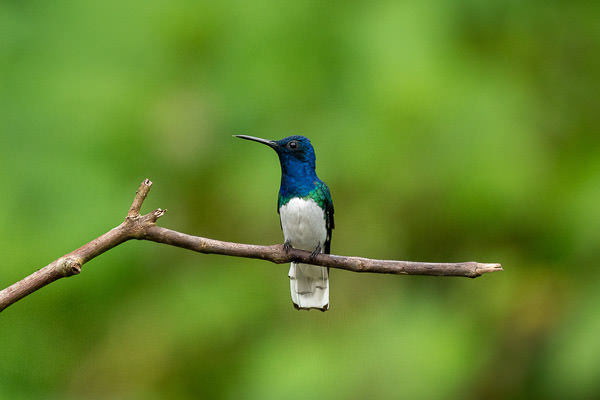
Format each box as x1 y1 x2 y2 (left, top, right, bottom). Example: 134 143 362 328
234 135 316 167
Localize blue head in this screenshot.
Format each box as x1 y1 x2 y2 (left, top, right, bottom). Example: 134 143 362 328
235 135 320 198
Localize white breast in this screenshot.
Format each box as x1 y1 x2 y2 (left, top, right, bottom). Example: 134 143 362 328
279 197 327 251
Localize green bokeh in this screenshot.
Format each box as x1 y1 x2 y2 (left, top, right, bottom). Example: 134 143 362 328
1 1 599 398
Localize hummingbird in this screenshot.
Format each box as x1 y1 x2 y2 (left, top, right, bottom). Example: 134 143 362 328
235 135 334 311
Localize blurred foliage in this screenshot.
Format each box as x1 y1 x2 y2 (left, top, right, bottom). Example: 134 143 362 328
1 0 599 399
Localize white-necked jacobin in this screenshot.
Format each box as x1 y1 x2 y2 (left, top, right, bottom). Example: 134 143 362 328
235 135 334 311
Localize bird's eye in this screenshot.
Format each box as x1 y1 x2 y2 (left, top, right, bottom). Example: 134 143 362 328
289 141 298 149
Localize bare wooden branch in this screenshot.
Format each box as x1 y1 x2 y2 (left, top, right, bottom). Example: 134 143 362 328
142 226 502 276
0 179 503 312
126 178 151 217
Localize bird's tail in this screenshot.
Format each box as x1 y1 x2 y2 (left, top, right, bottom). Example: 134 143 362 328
288 263 329 311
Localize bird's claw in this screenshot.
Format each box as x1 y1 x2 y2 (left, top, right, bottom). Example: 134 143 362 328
310 244 322 260
283 240 292 252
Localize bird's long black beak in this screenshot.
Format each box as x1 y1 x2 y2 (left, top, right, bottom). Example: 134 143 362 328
234 135 278 149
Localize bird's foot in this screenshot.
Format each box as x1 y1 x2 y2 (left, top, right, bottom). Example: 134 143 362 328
283 240 292 253
310 244 322 260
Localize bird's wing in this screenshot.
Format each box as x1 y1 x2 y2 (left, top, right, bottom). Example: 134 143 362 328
319 181 334 254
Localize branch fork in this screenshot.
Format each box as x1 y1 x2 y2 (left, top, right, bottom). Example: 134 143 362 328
0 179 503 312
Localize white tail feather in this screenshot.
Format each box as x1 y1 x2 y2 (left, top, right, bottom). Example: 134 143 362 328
288 263 329 310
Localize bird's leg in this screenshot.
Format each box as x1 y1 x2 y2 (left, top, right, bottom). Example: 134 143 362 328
310 243 322 260
283 239 292 252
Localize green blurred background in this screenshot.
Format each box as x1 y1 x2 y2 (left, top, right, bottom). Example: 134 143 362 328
1 1 599 399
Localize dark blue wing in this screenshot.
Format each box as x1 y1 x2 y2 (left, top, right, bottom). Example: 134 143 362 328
319 181 334 254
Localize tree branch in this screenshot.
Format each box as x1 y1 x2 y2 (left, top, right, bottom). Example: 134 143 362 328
0 179 503 312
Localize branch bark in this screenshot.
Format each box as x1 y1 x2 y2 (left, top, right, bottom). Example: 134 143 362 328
0 179 503 312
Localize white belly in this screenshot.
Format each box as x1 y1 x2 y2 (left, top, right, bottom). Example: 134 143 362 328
279 197 327 251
